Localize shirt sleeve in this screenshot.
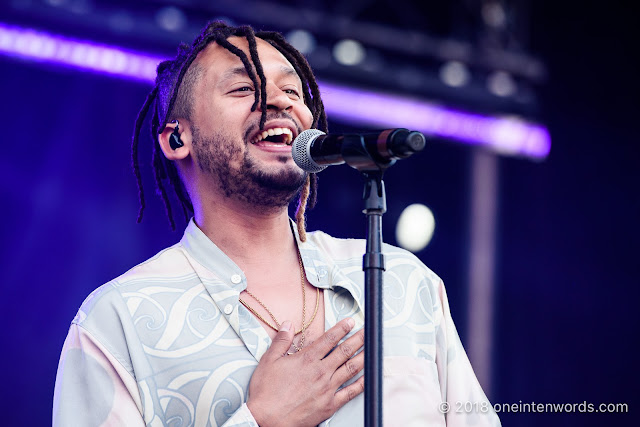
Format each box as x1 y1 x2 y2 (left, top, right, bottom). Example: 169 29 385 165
434 279 502 427
53 323 260 427
221 404 260 426
53 323 146 427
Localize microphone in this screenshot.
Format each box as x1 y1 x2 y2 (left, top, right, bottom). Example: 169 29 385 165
292 128 426 173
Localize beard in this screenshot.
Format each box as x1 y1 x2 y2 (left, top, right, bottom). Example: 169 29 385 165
191 124 306 210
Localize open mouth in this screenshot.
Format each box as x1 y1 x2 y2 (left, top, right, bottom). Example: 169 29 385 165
251 127 294 145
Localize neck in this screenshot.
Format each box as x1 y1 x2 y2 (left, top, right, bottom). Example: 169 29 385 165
193 194 296 268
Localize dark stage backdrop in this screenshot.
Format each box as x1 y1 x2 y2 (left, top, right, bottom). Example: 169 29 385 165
0 1 638 426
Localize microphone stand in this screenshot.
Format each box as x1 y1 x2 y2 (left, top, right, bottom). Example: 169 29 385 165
339 140 396 427
309 129 424 426
361 170 386 427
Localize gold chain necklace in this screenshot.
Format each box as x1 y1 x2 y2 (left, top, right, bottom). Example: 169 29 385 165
238 244 319 352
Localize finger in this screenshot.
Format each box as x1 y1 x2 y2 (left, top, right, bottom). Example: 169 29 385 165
262 320 294 361
333 375 364 409
323 327 364 368
308 318 355 359
331 348 364 386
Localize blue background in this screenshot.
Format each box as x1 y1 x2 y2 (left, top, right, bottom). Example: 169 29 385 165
0 1 638 425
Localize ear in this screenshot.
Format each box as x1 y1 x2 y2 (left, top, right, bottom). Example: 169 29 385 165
159 119 192 161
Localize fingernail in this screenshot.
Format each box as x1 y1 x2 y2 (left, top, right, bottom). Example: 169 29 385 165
280 321 292 332
347 318 355 328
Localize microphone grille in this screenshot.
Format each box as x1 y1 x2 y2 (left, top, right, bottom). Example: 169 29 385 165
292 129 327 173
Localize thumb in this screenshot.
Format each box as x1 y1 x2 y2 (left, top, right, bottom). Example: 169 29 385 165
264 320 294 360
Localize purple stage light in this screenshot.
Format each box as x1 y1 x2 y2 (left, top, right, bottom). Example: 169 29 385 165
319 82 551 159
0 22 550 159
0 23 162 82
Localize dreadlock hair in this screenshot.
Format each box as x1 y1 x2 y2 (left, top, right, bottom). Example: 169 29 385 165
131 21 328 241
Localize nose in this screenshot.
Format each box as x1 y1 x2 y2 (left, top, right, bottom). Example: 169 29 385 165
259 82 294 112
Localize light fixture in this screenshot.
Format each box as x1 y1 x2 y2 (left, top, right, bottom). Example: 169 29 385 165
396 204 436 252
285 29 316 55
439 61 471 87
0 23 551 159
333 39 365 66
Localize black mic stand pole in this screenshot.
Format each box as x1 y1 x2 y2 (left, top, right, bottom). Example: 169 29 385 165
324 129 425 426
362 170 386 427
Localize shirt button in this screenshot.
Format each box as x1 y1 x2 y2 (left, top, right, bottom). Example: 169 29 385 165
231 274 242 284
224 304 233 315
318 268 327 278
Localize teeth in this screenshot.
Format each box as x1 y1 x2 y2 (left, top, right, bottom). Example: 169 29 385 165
252 127 293 145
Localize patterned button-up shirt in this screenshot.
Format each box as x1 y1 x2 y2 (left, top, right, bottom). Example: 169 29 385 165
53 219 500 426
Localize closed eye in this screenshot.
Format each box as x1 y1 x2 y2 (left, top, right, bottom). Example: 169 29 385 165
284 88 300 98
233 86 254 93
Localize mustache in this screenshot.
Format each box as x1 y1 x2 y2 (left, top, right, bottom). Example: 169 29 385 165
243 112 303 142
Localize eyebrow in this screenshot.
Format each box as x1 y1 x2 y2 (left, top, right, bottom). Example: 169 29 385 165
277 65 299 79
219 66 250 84
219 65 299 85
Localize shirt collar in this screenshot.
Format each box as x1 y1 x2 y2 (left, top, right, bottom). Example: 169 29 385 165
179 218 365 356
180 218 247 291
180 217 364 312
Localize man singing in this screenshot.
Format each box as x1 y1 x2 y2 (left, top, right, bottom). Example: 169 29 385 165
53 22 500 426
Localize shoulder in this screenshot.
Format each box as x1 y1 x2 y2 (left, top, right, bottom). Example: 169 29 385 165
67 242 201 372
72 241 195 332
307 230 433 268
305 230 365 262
113 241 196 285
306 230 442 287
307 230 447 328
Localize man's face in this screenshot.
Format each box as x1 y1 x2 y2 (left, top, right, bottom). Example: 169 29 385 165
188 36 314 209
